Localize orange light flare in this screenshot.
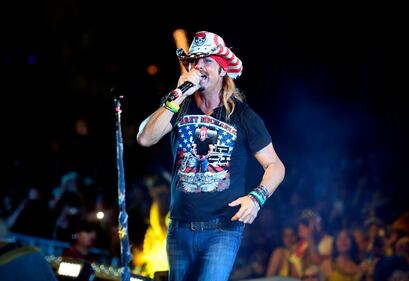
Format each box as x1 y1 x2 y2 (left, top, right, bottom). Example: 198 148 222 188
173 29 189 74
146 64 159 76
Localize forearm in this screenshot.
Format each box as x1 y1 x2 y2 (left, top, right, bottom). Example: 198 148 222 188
249 143 285 209
137 96 186 146
259 160 285 197
137 107 172 146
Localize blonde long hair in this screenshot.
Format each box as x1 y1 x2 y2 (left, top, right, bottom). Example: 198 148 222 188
174 75 244 126
220 75 245 120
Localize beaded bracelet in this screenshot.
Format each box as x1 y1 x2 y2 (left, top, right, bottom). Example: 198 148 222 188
248 184 270 209
254 185 270 199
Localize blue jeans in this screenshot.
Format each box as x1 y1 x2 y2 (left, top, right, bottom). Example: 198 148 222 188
166 218 245 281
195 159 209 172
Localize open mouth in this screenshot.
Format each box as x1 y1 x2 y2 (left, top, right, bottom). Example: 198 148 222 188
200 72 208 82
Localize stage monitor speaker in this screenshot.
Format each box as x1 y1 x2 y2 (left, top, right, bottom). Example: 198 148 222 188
154 270 168 281
0 242 58 281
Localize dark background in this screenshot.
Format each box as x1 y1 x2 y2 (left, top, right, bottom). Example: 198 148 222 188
2 3 408 232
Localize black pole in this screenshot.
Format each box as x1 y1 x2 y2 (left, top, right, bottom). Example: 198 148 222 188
113 91 131 281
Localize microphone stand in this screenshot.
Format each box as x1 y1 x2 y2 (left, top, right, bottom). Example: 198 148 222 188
113 92 131 281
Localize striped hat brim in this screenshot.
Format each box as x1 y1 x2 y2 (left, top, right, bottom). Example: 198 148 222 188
176 47 243 79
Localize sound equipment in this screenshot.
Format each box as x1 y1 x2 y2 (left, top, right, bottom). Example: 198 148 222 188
153 270 168 281
0 242 58 281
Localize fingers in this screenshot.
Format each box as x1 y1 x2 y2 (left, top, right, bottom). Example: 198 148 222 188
231 207 245 221
228 198 241 207
230 196 259 224
178 69 201 88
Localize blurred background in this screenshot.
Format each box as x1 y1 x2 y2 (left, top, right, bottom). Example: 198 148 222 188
1 2 408 281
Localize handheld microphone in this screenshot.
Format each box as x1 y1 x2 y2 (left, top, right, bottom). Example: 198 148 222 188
167 81 194 101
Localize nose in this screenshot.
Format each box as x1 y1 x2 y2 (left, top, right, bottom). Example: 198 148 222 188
193 58 205 69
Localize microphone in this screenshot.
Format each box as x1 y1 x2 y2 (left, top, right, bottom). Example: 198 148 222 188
166 81 194 101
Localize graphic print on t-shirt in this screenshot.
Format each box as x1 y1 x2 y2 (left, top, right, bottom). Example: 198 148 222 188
176 114 237 193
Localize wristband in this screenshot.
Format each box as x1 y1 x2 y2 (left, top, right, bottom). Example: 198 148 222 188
163 103 177 113
249 184 270 208
248 194 261 211
170 89 182 100
249 191 265 207
165 100 180 113
255 185 270 199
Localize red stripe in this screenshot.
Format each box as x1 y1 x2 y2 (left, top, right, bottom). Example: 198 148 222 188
221 48 232 58
214 34 219 46
228 68 242 73
216 48 227 56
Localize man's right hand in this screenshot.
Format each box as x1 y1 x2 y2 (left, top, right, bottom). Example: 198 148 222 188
177 69 201 96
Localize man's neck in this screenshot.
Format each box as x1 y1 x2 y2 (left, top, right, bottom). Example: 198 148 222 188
194 91 221 115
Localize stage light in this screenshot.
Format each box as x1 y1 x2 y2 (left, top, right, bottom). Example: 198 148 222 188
96 211 104 220
147 64 159 75
57 261 82 278
56 258 94 280
173 29 189 74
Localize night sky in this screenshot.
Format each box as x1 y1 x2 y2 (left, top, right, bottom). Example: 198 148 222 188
2 3 408 216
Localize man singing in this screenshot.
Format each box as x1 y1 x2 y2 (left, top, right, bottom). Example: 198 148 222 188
137 31 285 281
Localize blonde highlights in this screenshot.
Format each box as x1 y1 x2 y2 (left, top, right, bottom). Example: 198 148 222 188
220 76 244 120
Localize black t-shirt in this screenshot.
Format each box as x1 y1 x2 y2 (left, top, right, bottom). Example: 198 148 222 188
194 137 213 156
169 98 272 221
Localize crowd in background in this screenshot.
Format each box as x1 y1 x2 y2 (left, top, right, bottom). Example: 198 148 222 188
1 116 408 281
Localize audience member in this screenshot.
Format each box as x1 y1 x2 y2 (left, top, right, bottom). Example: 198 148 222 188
266 226 298 277
62 219 97 262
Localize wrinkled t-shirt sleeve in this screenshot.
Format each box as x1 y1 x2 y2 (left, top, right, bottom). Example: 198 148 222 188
242 107 272 154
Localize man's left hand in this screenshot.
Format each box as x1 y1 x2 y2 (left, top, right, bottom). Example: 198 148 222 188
229 196 259 224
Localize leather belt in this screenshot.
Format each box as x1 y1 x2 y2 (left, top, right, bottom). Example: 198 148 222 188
172 218 243 231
